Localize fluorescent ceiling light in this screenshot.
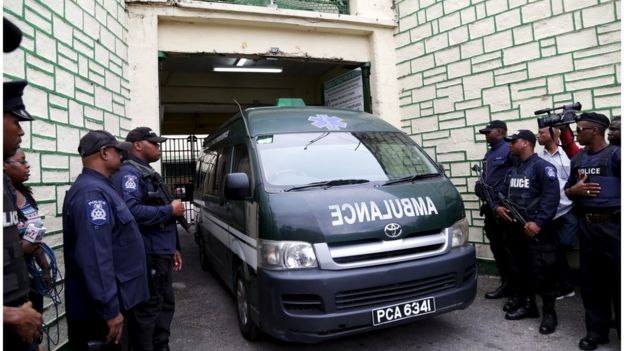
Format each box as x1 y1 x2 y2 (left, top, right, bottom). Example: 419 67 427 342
214 67 282 73
235 58 248 66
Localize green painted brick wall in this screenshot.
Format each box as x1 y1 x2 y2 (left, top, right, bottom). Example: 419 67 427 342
394 0 621 260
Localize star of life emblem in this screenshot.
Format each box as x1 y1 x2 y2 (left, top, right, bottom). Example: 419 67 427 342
88 200 109 225
124 175 138 191
308 114 347 131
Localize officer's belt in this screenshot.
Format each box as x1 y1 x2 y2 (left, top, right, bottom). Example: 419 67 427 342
583 211 620 224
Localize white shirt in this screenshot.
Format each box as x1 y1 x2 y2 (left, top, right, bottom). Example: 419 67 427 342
539 146 573 219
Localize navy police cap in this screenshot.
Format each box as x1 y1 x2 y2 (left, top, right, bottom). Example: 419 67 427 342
4 80 33 121
504 129 536 144
125 127 167 143
577 112 610 128
78 130 132 157
479 120 507 134
3 18 22 53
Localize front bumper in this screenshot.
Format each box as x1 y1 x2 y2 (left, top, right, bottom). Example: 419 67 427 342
255 244 476 342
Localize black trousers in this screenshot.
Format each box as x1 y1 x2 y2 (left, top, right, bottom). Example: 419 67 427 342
579 217 620 339
128 255 175 351
504 222 558 299
483 211 512 284
67 318 123 351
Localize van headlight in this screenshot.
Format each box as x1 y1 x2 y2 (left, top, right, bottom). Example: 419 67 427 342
449 217 469 247
258 240 318 270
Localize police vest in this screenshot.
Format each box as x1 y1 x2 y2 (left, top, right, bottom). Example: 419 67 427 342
506 156 544 217
3 183 31 307
571 144 620 209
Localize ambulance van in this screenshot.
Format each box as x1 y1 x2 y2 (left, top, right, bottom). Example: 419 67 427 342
193 103 476 342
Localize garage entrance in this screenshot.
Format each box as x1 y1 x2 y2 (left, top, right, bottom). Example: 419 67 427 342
157 53 371 222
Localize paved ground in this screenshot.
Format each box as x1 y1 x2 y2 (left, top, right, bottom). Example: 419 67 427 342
170 230 620 351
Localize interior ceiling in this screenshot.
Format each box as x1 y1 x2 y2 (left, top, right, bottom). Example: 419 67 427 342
159 53 362 135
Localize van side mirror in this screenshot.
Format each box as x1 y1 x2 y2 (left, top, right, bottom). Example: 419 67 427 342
224 172 250 200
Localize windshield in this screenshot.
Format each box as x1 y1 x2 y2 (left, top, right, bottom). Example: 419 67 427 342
256 131 440 188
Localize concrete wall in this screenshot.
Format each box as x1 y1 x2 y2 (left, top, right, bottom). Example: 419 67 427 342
126 0 401 130
395 0 621 259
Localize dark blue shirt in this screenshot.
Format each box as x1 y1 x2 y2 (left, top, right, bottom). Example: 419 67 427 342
483 139 514 194
62 168 149 321
112 157 178 255
498 154 560 229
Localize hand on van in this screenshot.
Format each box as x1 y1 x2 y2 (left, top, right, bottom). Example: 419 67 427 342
171 200 185 217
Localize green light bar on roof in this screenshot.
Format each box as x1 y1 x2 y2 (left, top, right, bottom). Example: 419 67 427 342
276 98 306 107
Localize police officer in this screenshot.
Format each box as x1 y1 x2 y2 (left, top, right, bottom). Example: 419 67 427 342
475 120 515 299
112 127 184 351
607 116 620 146
63 130 150 351
564 113 620 350
494 130 560 334
3 17 43 351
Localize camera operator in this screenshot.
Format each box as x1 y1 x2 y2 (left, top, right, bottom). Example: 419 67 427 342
536 127 577 301
564 112 620 351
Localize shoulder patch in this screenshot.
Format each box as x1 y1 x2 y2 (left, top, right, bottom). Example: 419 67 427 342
123 174 138 192
545 166 557 180
87 199 110 225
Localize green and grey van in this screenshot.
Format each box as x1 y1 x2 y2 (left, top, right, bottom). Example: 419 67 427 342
193 104 476 342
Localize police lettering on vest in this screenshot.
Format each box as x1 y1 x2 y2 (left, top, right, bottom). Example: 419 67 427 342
329 197 438 226
577 167 604 176
510 178 530 189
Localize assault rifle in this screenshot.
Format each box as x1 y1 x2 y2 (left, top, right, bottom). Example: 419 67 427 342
127 160 190 233
472 164 527 226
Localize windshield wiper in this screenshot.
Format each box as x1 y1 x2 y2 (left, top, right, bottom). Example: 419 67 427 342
382 173 441 186
284 179 369 192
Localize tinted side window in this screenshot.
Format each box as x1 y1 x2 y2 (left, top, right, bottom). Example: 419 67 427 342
213 147 232 195
233 144 251 178
203 150 218 195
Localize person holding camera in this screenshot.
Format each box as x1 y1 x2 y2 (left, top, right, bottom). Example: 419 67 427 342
475 121 516 300
112 127 185 351
494 130 560 335
536 127 577 300
564 113 620 351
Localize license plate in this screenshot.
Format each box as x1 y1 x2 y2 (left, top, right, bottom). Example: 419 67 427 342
372 297 436 326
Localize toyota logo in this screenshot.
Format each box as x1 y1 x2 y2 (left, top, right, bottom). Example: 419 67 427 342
384 223 402 239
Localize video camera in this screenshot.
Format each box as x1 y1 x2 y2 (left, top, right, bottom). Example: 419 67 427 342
535 102 582 129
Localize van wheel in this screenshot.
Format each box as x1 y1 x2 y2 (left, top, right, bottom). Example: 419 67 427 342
198 241 211 272
236 267 259 341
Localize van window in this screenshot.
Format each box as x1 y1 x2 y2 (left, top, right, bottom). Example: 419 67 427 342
212 147 232 194
256 131 439 187
233 144 252 178
202 150 218 195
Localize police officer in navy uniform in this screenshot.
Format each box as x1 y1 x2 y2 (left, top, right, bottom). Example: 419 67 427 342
63 130 150 351
3 18 43 351
494 130 560 335
564 113 620 351
475 120 515 299
112 127 184 351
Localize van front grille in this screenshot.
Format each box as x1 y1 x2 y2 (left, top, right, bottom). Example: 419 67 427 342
332 243 444 264
335 273 456 310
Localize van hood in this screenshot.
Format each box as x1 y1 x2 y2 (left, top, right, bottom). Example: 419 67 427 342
264 179 464 244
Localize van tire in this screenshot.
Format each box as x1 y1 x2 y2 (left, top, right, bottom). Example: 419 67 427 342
236 267 259 341
198 241 211 272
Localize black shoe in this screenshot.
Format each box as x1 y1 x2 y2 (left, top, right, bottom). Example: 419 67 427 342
485 282 511 299
579 336 609 350
539 312 558 334
505 297 539 320
503 296 522 312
